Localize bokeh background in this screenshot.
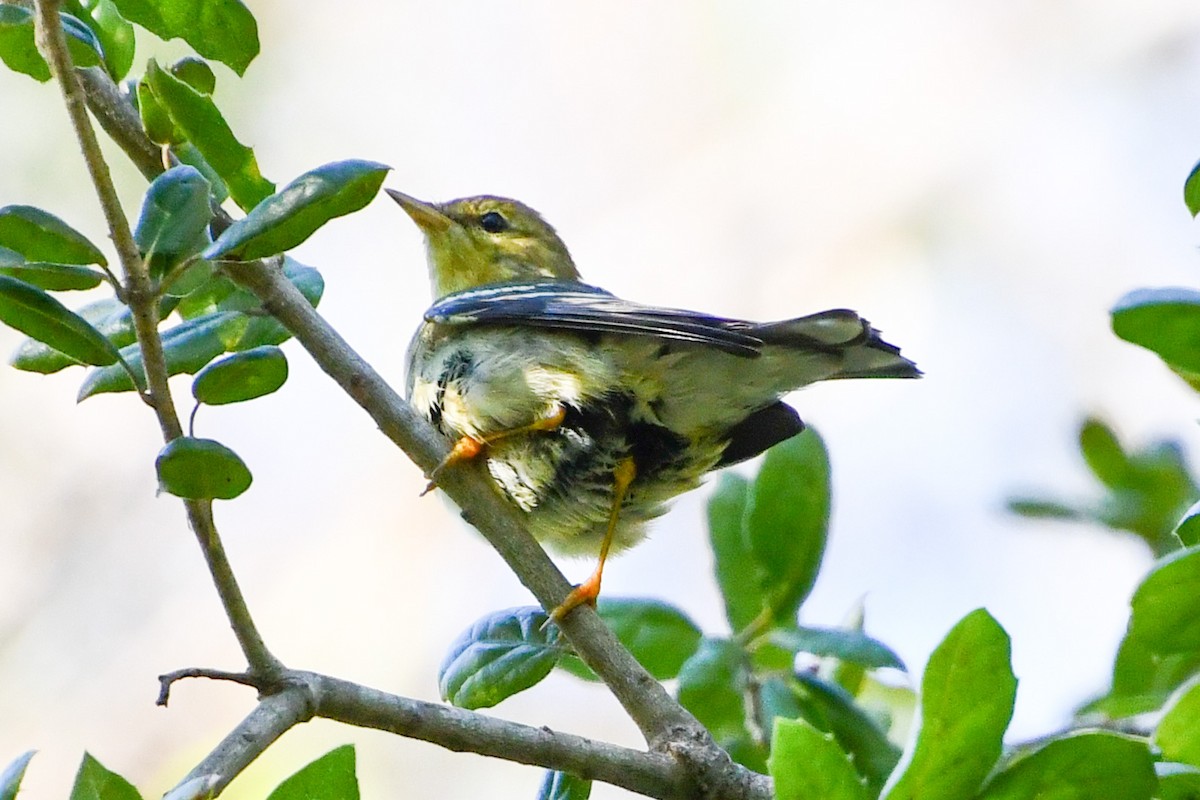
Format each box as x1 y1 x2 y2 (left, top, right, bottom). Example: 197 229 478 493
4 1 1200 797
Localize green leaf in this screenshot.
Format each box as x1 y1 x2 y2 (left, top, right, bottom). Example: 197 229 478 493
192 345 287 405
535 770 591 800
0 205 106 266
69 753 142 800
59 13 105 68
0 275 120 366
708 473 764 634
144 60 274 210
769 717 868 800
1157 762 1200 800
676 637 750 743
0 262 105 290
77 0 134 80
743 429 831 625
134 165 213 275
1079 417 1128 489
1113 288 1200 374
881 609 1016 800
78 311 237 398
136 78 180 146
439 606 562 709
169 56 215 94
264 745 358 800
1187 160 1200 217
1157 678 1200 769
176 273 238 319
226 258 324 349
204 160 391 261
977 732 1154 800
1177 502 1200 548
0 7 105 81
9 296 178 374
0 751 35 800
107 0 258 75
771 625 906 671
174 142 229 204
1004 497 1083 521
557 598 702 681
155 436 252 500
1129 546 1200 654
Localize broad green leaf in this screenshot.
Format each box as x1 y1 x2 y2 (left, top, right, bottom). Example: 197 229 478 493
192 345 287 405
771 625 906 672
10 296 179 373
176 273 238 319
78 311 237 398
557 598 702 681
0 275 120 366
0 205 106 265
59 13 105 68
1177 502 1200 548
769 717 868 800
134 165 213 276
136 78 180 145
144 60 273 210
881 609 1016 800
1187 160 1200 217
0 262 105 290
155 436 251 500
0 751 35 800
439 606 562 709
977 731 1153 800
1112 288 1200 374
264 745 358 800
69 753 142 800
1129 546 1200 654
169 56 215 94
535 770 591 800
708 473 763 634
1156 678 1200 768
174 143 230 204
0 7 103 81
743 430 830 625
204 160 391 261
1158 763 1200 800
226 258 324 349
676 637 750 744
162 260 214 298
77 0 134 80
107 0 258 75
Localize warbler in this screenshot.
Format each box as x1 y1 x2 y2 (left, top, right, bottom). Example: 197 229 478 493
389 189 920 620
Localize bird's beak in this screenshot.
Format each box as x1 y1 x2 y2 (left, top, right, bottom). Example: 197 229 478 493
385 189 453 234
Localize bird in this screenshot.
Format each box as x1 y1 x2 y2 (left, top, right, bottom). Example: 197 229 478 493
388 189 920 622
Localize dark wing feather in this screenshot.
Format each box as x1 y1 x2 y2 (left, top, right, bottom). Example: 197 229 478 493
426 282 764 357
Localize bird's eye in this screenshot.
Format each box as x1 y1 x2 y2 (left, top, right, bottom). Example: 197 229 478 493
479 211 509 233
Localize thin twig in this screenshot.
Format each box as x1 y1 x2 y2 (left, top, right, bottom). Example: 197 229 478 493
157 667 265 706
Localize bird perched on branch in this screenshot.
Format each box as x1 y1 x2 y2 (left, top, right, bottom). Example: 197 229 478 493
389 189 919 622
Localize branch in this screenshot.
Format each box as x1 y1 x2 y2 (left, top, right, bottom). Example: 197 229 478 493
31 1 282 680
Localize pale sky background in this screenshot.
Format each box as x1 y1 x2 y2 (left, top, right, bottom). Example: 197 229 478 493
4 2 1200 798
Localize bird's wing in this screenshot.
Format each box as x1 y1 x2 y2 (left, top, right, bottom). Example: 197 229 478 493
425 282 764 357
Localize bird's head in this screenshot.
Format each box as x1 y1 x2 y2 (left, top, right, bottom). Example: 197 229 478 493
387 190 580 298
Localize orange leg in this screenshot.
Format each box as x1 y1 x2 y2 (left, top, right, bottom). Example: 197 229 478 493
422 404 567 494
548 456 638 624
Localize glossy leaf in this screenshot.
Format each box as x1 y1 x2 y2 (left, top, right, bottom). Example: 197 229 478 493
191 345 287 405
977 732 1153 800
0 262 105 291
69 753 142 800
108 0 258 75
0 205 106 266
1129 546 1200 654
1113 288 1200 374
134 165 213 275
169 56 215 94
77 0 134 80
557 598 702 681
744 429 830 625
144 60 274 210
881 609 1016 800
174 143 230 204
156 437 251 500
439 606 562 709
708 473 763 634
0 275 120 366
676 637 750 743
78 311 237 398
0 751 35 800
771 625 906 671
535 770 591 800
769 717 868 800
0 7 103 81
204 160 391 261
9 296 179 373
264 745 358 800
1157 678 1200 768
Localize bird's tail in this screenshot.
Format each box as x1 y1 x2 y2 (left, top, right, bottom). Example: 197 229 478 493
752 309 921 380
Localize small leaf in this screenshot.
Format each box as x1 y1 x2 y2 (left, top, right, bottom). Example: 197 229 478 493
977 732 1154 800
136 79 180 146
204 160 391 261
0 262 105 290
192 345 287 405
676 637 750 743
69 753 142 800
1112 288 1200 374
557 598 702 681
1157 678 1200 768
1079 417 1129 489
535 770 591 800
708 473 764 634
59 13 105 68
107 0 258 75
1177 502 1200 547
174 142 229 204
1186 160 1200 217
439 607 562 709
744 429 831 626
1158 762 1200 800
134 165 213 275
155 436 252 500
264 745 358 800
771 625 906 671
0 751 35 800
169 56 215 94
0 275 120 366
0 5 51 81
226 257 324 349
78 0 135 80
0 205 106 266
1004 497 1084 521
881 609 1016 800
1129 546 1200 654
144 60 274 211
769 717 868 800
